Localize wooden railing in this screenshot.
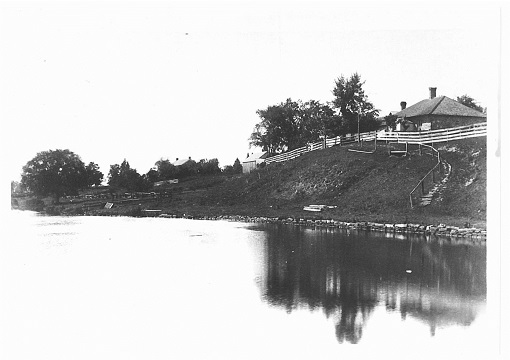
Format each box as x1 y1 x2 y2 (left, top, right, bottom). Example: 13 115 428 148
265 131 378 165
376 123 487 144
264 123 486 165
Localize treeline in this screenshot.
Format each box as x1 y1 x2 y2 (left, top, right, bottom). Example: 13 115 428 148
249 73 380 154
15 149 243 202
108 157 243 192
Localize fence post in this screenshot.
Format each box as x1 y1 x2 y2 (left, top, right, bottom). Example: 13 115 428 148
421 180 425 195
410 193 413 208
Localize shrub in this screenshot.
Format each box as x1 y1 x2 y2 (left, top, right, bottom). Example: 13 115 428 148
25 198 45 211
45 206 62 215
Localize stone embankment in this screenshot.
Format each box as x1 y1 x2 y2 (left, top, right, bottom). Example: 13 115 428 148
157 213 486 242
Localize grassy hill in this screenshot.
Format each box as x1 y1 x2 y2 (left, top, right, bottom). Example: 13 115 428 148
13 137 487 228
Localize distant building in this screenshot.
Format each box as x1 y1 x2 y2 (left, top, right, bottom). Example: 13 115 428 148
394 87 486 131
242 152 268 174
172 157 193 166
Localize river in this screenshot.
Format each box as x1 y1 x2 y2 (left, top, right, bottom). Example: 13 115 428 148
1 211 494 359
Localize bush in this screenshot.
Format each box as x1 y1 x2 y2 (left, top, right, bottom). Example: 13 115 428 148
45 205 62 215
25 198 45 211
126 206 143 217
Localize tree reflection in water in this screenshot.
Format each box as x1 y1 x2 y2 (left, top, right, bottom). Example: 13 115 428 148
259 224 486 344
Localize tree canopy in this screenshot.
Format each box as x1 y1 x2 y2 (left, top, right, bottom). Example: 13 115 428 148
456 94 486 114
154 159 177 181
332 73 379 134
249 73 380 155
223 158 243 175
232 158 243 174
85 162 104 187
108 159 147 192
249 98 339 154
21 149 88 202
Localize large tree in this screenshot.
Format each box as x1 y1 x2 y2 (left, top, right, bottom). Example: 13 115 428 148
249 98 338 154
298 100 341 141
232 158 243 174
456 94 486 114
21 149 88 203
332 73 379 134
85 162 104 187
108 159 146 192
249 98 301 154
154 158 177 181
198 158 221 175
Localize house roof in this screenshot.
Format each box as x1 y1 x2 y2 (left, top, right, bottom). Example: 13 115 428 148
243 152 267 163
395 96 486 119
172 158 191 166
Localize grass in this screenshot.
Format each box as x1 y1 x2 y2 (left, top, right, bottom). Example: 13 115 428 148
13 137 487 229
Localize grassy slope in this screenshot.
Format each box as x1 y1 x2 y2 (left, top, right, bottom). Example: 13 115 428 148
146 137 486 227
15 137 487 228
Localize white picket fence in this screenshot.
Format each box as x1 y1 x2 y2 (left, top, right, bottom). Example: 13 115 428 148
264 123 486 165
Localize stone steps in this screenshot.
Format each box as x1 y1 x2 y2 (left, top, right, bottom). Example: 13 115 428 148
417 159 452 207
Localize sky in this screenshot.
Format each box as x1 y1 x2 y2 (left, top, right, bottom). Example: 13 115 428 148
0 1 502 183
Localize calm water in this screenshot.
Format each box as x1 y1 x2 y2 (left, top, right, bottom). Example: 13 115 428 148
1 211 494 359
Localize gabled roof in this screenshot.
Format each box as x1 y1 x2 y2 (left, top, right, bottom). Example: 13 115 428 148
243 152 267 163
395 96 486 118
172 158 191 166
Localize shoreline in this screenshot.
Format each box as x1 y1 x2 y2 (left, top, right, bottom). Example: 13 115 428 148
12 206 486 242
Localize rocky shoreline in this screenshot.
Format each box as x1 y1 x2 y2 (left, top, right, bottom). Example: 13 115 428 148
152 212 486 242
14 204 486 243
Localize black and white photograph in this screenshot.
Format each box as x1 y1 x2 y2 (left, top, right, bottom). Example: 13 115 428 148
1 1 507 359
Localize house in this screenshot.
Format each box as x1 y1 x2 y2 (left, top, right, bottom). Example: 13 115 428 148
242 152 268 174
172 157 193 166
394 87 486 131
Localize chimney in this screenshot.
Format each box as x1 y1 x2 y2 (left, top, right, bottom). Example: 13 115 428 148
188 156 191 160
400 101 407 110
429 87 437 99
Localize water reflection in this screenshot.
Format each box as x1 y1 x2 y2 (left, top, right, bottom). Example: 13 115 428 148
259 224 486 344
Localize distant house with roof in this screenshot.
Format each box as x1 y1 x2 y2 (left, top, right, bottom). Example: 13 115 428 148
394 87 486 131
242 152 268 174
172 157 193 166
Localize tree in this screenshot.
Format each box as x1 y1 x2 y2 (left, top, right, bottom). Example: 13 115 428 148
384 113 398 131
108 159 145 192
177 159 199 178
198 158 221 175
456 94 485 113
85 162 104 187
249 98 338 154
21 149 88 203
298 100 341 141
154 159 177 180
232 158 242 174
332 73 380 134
249 98 301 154
144 168 159 184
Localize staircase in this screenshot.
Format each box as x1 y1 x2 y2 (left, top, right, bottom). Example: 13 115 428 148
417 159 452 207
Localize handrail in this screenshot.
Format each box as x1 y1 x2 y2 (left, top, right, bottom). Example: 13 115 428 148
408 144 441 208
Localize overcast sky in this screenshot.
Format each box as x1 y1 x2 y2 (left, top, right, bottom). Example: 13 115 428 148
0 1 501 182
